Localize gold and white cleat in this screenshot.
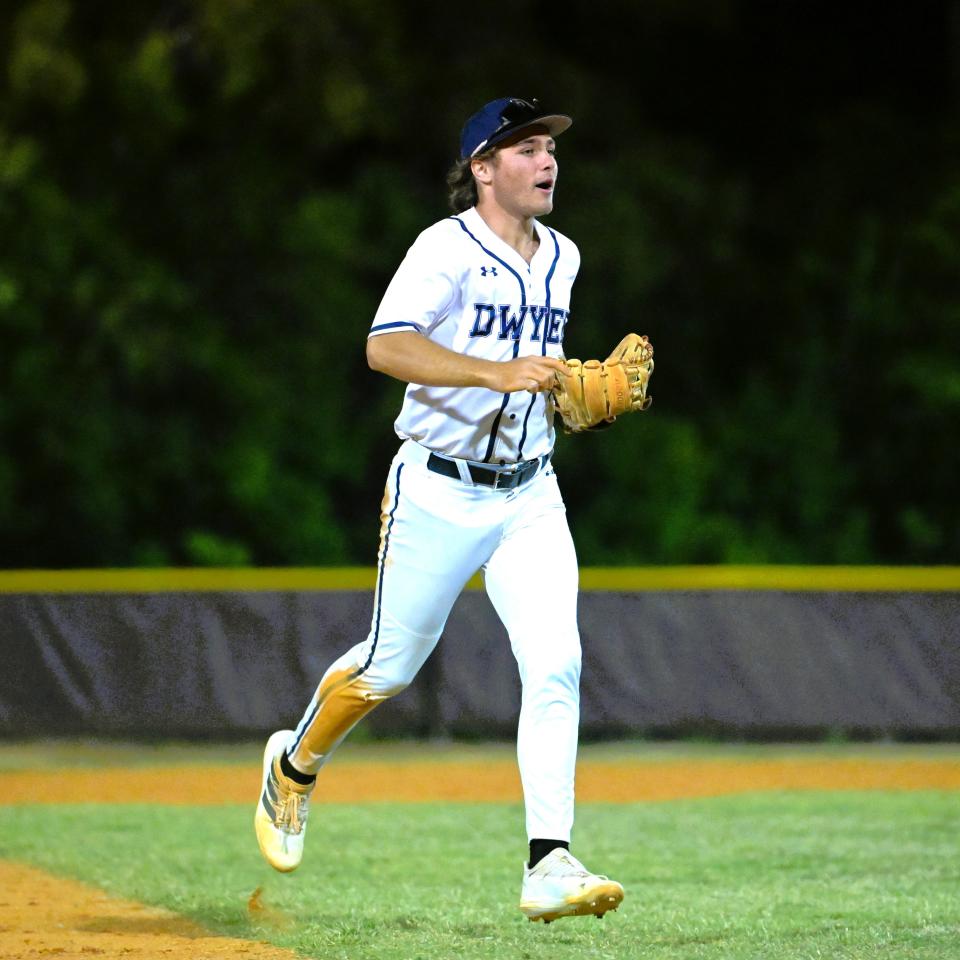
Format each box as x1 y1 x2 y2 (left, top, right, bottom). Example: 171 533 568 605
254 730 313 872
519 848 624 923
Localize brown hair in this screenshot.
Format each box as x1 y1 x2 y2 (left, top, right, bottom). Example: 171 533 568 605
446 150 496 213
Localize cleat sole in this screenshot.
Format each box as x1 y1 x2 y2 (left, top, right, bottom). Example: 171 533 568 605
521 880 624 924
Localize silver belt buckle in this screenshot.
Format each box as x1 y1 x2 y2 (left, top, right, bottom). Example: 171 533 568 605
492 465 516 490
499 459 533 490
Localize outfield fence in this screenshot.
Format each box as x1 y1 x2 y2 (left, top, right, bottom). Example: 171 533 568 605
2 567 959 739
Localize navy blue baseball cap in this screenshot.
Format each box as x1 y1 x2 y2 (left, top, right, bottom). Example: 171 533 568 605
459 97 572 159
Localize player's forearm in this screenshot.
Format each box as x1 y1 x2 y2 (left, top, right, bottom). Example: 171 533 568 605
366 331 499 389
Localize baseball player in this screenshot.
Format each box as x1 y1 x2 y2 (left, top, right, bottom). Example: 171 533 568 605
256 97 640 923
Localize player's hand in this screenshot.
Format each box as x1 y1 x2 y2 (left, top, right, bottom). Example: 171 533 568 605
489 356 571 394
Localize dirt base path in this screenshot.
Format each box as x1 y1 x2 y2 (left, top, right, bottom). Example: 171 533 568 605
0 861 299 960
2 757 959 804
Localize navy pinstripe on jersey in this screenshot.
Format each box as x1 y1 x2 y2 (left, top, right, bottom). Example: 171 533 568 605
450 216 529 462
518 227 561 458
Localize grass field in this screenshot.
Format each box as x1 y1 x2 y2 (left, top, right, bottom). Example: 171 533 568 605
1 741 959 959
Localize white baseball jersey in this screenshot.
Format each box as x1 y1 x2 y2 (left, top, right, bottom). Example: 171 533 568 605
368 206 580 464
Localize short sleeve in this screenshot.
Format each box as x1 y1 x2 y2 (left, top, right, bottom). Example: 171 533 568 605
368 225 459 338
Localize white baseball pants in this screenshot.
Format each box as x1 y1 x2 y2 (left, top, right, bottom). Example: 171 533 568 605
287 438 582 842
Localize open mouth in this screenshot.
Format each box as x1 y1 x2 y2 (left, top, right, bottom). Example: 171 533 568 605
536 180 554 192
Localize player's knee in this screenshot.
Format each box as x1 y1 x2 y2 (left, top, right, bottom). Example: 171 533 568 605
551 647 582 689
518 637 581 691
370 676 413 698
352 621 438 697
359 653 428 697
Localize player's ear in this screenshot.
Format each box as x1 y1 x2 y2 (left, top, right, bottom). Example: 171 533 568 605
470 152 496 187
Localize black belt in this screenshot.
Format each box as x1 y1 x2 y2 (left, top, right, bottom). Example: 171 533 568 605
427 453 548 490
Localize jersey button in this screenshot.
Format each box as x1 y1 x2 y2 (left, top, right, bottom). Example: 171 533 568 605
499 460 506 465
509 414 516 420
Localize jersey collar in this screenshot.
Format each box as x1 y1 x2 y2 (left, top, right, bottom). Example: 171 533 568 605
461 207 550 273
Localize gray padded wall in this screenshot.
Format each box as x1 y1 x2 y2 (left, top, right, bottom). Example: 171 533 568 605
2 591 958 736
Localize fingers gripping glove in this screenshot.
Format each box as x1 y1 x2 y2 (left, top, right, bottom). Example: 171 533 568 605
553 333 654 434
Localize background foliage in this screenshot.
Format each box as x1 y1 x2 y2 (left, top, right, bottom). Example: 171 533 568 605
1 0 958 567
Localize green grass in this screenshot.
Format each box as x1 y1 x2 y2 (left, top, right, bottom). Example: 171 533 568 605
1 793 958 959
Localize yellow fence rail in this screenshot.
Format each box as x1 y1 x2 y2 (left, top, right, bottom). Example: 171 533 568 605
1 566 959 593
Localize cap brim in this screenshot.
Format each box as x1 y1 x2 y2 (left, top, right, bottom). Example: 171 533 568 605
474 114 573 155
529 113 573 137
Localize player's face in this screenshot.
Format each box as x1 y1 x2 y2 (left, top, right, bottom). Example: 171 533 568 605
486 134 558 218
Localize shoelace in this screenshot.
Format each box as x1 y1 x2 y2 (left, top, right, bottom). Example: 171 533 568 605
270 777 309 834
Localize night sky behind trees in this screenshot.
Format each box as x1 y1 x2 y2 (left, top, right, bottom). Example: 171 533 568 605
1 1 958 567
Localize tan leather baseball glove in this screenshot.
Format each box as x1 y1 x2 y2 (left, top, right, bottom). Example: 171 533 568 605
552 333 654 433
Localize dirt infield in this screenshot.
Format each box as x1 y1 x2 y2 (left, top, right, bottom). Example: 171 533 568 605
2 757 959 804
0 861 299 960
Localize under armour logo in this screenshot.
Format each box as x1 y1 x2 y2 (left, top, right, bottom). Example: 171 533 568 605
480 265 498 277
